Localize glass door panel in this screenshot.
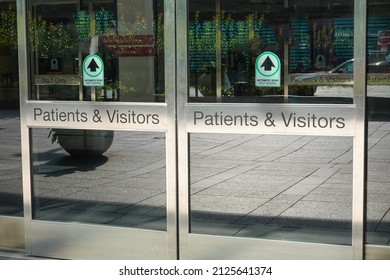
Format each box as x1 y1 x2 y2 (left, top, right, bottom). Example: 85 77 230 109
189 134 353 245
21 0 175 259
180 0 359 259
29 0 167 227
366 0 390 259
32 128 167 230
30 0 164 102
188 0 354 104
0 0 24 250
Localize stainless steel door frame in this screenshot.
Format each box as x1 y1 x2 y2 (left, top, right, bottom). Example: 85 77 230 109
177 0 367 260
17 0 178 259
352 0 366 260
0 0 24 252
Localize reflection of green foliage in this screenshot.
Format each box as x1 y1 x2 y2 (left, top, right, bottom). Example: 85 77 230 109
74 11 92 41
192 11 260 54
0 5 77 57
29 15 77 58
189 11 265 72
0 6 77 90
154 12 164 55
76 10 150 39
75 10 116 41
312 23 335 50
0 5 17 50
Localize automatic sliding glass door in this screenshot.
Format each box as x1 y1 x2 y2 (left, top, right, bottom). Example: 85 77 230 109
0 0 24 251
19 0 177 259
178 0 364 259
365 0 390 259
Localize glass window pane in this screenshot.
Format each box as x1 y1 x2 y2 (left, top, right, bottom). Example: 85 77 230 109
29 0 164 102
366 0 390 247
0 2 23 216
32 128 166 231
189 133 353 245
0 110 22 216
188 0 354 104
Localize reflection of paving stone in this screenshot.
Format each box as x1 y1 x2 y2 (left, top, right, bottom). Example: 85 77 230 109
236 225 351 245
0 111 23 215
35 208 123 224
376 211 390 233
118 194 166 215
64 190 161 204
191 221 244 235
191 202 258 224
365 231 390 245
235 202 294 225
282 168 341 195
302 193 351 203
366 202 390 231
191 193 268 206
269 201 352 230
187 133 385 244
108 214 166 231
27 129 168 230
111 177 165 190
195 187 281 199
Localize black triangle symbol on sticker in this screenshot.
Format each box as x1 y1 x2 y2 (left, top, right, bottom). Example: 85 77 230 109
87 59 99 72
261 56 275 71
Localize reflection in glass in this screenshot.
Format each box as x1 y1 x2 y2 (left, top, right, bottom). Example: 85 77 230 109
189 134 353 245
366 0 390 247
29 1 164 102
32 128 166 231
0 111 22 216
0 2 22 216
188 0 355 103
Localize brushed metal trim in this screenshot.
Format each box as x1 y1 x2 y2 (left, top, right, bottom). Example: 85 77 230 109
176 0 189 260
185 234 353 260
17 0 33 255
0 216 25 250
352 0 367 260
30 221 169 259
165 0 178 259
365 245 390 260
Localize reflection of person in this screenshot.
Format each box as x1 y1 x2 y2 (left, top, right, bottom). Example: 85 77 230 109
197 64 214 96
295 63 304 73
90 36 99 54
197 63 233 96
315 55 326 69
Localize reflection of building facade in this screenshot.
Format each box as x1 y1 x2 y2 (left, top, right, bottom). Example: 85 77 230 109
0 0 390 260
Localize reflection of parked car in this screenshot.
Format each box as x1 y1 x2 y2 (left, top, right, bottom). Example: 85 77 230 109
290 59 390 96
329 59 354 73
197 63 234 96
330 59 390 73
368 60 390 73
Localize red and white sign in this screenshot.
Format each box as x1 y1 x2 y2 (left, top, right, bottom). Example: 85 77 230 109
378 30 390 46
101 35 156 57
